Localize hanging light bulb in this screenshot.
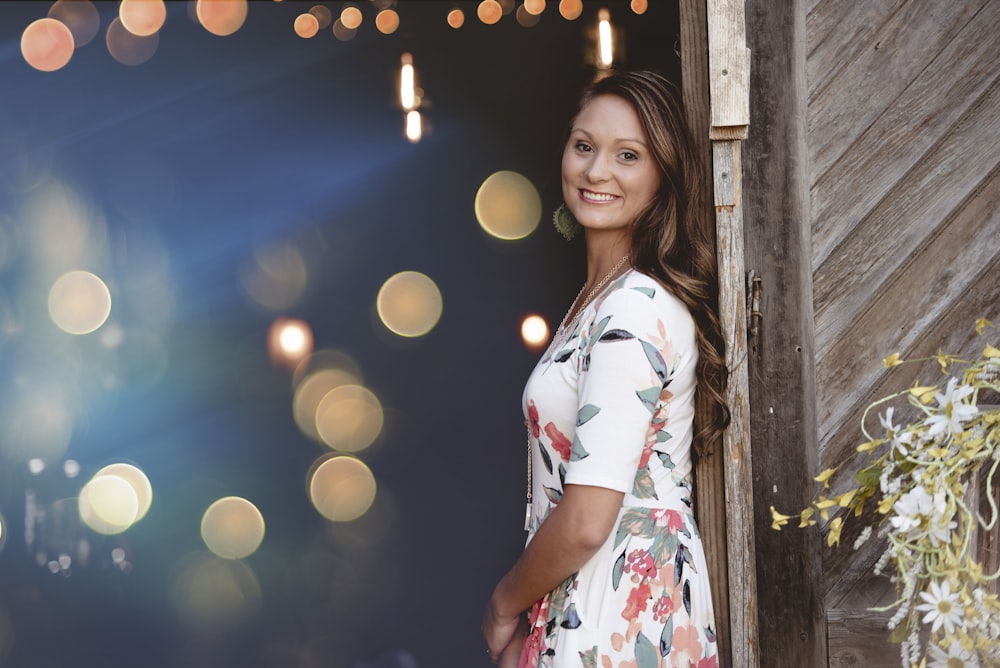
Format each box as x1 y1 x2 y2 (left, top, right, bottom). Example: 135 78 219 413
400 52 415 111
597 8 614 69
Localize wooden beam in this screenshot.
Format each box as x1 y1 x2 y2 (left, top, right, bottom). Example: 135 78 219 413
707 0 751 139
742 0 828 665
713 138 759 668
680 3 733 667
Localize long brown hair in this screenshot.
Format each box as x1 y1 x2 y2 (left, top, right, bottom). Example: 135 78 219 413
573 69 730 453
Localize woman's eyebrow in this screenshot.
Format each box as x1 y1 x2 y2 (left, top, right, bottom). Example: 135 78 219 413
570 127 647 147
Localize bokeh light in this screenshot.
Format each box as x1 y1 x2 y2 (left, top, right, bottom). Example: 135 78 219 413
332 18 357 41
106 16 159 66
308 455 376 522
474 170 542 240
239 242 307 310
340 5 363 30
267 317 314 369
308 4 333 29
293 366 362 442
48 270 112 335
0 512 6 553
200 496 265 560
375 9 399 34
315 384 383 452
405 109 422 143
48 0 100 48
559 0 583 20
93 463 153 522
171 553 262 629
376 271 443 337
524 0 546 15
631 0 649 14
196 0 248 36
293 13 319 38
21 18 75 72
521 314 550 349
478 1 503 25
119 0 167 37
446 8 464 29
517 5 541 27
79 474 140 535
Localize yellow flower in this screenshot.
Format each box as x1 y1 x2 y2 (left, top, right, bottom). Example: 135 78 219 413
836 489 857 507
826 516 843 547
798 507 816 528
975 317 993 335
985 343 1000 358
814 467 837 488
770 506 791 530
883 352 904 368
909 383 937 404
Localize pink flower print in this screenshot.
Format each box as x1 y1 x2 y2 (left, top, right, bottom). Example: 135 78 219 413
638 439 654 469
527 401 540 438
652 594 674 623
670 625 704 668
696 657 719 668
651 508 684 532
626 549 657 579
543 422 572 462
621 582 652 621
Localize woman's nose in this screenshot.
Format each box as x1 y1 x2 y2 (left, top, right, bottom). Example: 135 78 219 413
584 154 611 182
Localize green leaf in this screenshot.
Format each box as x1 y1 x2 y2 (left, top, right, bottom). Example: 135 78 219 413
657 451 675 470
599 328 635 342
560 603 581 629
577 404 601 426
636 386 660 414
632 466 658 500
660 616 674 655
641 340 670 383
558 463 566 486
554 348 573 363
590 315 613 341
635 632 659 668
540 443 553 474
544 486 562 503
631 286 656 299
854 465 881 488
578 647 599 668
570 435 590 461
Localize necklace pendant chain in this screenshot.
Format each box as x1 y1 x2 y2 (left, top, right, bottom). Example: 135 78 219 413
554 254 630 336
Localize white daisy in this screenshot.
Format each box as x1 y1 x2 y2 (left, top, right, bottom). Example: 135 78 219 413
926 378 978 437
890 486 933 533
916 579 964 635
927 639 980 667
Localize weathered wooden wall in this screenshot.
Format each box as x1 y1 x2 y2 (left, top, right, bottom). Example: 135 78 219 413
805 0 1000 663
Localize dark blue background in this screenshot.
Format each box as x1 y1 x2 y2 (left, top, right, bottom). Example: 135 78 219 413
0 2 677 666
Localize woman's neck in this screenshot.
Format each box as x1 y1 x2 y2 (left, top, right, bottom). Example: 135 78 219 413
583 231 632 288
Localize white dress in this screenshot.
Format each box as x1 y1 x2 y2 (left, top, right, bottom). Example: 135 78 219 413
519 269 718 668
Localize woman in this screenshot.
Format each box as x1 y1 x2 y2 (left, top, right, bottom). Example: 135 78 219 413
482 70 729 668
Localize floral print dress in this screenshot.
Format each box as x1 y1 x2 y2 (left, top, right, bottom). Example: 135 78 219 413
519 270 718 668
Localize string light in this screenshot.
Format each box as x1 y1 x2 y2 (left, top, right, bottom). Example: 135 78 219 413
399 52 415 111
597 8 613 69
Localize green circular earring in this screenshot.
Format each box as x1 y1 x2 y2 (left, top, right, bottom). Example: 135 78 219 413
552 203 582 241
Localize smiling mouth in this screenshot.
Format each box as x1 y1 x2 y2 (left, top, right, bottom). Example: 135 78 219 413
579 189 619 203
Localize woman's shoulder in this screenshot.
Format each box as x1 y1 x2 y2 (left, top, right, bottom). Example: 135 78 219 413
593 270 695 336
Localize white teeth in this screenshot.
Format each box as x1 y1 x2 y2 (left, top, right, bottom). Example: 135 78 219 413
582 191 617 202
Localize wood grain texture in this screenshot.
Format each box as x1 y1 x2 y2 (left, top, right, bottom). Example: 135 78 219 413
826 609 899 667
681 2 735 665
816 161 1000 445
707 0 751 134
714 139 759 668
806 0 905 101
811 0 1000 270
808 0 984 179
814 76 1000 362
743 1 827 665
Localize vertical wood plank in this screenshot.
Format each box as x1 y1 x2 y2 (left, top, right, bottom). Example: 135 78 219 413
713 138 759 668
742 0 828 665
707 0 751 137
680 2 733 666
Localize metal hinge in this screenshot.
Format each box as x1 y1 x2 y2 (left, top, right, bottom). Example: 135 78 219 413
747 270 762 339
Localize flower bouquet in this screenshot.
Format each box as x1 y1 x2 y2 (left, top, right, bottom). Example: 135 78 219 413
771 318 1000 667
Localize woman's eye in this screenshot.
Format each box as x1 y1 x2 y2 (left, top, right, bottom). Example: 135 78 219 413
620 151 638 161
574 142 592 152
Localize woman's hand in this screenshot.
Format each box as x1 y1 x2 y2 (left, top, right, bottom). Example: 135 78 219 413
497 615 528 667
482 596 521 664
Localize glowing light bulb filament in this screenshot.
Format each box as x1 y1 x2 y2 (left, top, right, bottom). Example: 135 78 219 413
598 9 613 69
400 54 416 111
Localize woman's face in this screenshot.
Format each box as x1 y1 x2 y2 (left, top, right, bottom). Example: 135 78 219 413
561 94 661 238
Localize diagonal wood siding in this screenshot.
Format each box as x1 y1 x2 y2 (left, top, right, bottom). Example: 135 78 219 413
805 0 1000 663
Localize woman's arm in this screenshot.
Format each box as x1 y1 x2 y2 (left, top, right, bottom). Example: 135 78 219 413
483 483 624 660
